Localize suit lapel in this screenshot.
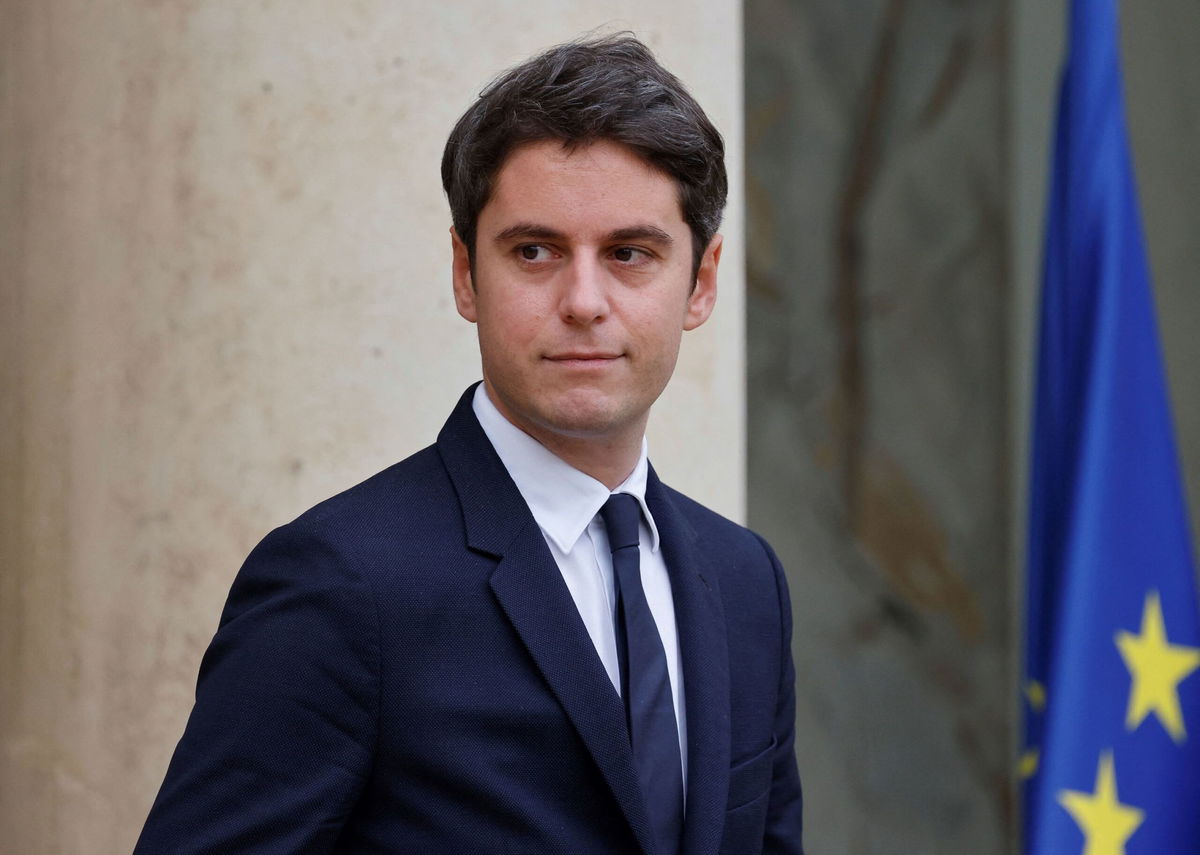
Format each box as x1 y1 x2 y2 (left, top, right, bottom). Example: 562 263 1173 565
647 470 732 855
437 388 657 855
489 522 657 855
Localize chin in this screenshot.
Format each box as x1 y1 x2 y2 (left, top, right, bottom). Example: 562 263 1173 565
539 406 622 438
534 394 633 439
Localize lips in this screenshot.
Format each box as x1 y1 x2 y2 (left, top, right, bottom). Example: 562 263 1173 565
542 352 624 372
545 351 621 361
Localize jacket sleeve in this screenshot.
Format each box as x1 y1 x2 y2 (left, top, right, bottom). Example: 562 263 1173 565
756 533 805 855
133 520 380 854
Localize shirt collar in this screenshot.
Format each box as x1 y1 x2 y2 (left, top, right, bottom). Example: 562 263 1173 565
472 384 661 554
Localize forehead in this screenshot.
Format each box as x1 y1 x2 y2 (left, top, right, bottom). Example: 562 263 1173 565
481 140 686 233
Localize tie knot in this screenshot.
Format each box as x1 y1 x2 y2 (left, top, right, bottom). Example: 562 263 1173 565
600 493 641 551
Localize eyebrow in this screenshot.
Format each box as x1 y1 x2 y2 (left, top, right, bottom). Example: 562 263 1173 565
608 225 674 245
492 222 675 246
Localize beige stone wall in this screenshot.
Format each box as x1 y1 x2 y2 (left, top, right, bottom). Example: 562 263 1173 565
0 3 744 851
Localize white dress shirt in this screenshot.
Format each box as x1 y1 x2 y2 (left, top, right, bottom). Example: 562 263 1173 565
472 384 687 782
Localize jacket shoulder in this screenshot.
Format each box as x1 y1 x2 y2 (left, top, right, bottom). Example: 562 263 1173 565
236 443 468 600
294 444 451 532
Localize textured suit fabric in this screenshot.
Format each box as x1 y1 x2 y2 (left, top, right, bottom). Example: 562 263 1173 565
134 386 804 855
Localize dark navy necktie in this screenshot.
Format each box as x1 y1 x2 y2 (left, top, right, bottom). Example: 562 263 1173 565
600 493 684 855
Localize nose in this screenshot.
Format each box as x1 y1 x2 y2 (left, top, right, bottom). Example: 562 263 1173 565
557 257 610 325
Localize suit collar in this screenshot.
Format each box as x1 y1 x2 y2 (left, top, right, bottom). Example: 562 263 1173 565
435 385 525 558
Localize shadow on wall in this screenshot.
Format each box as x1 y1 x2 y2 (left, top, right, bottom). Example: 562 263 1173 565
746 0 1011 852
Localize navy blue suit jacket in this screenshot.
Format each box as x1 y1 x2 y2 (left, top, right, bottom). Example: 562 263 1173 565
135 387 804 854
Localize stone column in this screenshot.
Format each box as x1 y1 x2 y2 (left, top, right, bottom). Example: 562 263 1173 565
0 4 744 851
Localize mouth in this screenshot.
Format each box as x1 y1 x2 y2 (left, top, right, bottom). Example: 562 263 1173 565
544 352 623 367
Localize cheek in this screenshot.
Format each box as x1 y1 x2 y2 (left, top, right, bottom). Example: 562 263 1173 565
628 302 689 354
476 294 547 350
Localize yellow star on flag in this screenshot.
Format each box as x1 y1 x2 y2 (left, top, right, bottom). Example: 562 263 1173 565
1115 589 1200 743
1025 679 1047 713
1057 751 1144 855
1019 680 1046 779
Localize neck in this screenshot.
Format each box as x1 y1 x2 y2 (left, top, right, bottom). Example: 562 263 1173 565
531 431 643 490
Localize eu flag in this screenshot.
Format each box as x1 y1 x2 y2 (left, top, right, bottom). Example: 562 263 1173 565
1021 0 1200 852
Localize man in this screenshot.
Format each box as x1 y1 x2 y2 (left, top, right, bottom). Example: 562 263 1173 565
135 34 803 855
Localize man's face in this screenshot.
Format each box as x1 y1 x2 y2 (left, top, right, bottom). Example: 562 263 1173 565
452 139 720 455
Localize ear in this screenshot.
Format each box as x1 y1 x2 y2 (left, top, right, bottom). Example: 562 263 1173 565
450 227 477 323
683 233 721 331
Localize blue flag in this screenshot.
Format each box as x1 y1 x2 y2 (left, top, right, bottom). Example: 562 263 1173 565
1021 0 1200 852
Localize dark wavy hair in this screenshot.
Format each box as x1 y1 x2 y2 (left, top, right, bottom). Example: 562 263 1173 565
441 33 727 273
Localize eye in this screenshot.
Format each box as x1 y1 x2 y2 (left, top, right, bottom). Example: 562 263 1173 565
518 244 552 262
612 246 649 264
